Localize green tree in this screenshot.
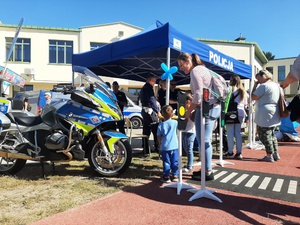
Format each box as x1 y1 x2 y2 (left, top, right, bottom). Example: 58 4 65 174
263 51 275 60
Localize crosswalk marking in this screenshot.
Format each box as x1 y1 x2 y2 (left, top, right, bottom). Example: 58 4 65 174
258 177 272 190
214 171 228 180
232 174 249 185
245 175 259 188
273 179 284 192
288 181 298 194
188 168 300 202
220 172 238 183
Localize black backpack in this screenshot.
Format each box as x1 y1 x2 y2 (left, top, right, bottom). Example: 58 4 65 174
225 93 239 124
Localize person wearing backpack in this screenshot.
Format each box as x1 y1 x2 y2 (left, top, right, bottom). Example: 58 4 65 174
224 75 248 159
178 52 221 181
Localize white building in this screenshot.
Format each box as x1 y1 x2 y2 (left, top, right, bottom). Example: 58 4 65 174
0 21 280 97
264 57 298 100
0 22 143 96
199 36 268 91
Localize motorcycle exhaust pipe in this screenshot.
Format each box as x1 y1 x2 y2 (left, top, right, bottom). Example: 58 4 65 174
0 150 35 161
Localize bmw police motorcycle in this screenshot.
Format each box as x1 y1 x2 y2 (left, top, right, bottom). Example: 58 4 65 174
0 66 132 177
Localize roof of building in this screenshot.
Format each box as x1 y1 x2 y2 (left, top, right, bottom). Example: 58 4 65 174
0 23 80 32
0 21 142 32
269 57 297 61
79 21 143 30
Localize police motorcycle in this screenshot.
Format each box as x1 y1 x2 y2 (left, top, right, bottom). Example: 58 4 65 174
0 66 132 177
51 66 132 177
0 97 84 176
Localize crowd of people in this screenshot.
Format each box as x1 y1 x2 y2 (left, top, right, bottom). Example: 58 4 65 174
22 53 299 183
20 52 300 184
140 53 300 183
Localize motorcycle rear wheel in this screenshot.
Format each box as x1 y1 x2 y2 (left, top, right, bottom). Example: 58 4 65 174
0 157 27 175
87 138 132 177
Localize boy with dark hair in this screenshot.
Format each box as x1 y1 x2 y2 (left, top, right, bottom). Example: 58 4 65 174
157 105 178 183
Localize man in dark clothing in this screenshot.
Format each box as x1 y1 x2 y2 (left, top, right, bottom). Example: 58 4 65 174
112 81 128 134
140 74 160 152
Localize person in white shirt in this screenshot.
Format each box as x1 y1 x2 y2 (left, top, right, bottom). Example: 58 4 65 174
44 92 52 105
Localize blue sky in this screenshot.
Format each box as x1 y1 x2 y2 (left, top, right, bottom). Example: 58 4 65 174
1 0 299 59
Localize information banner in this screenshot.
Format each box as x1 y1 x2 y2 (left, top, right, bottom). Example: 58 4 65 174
0 65 25 87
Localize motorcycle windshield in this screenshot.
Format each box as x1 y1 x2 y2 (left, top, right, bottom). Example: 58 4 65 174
72 66 122 119
73 66 116 101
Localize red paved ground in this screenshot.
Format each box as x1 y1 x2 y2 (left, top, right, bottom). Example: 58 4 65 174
31 140 300 225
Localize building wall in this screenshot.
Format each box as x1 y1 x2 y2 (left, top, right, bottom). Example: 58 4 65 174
264 57 298 98
80 23 143 52
0 23 143 96
201 40 266 92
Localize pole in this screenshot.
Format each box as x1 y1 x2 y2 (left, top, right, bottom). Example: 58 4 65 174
163 91 195 194
248 44 255 148
163 130 196 194
166 47 170 105
188 89 222 203
213 102 234 167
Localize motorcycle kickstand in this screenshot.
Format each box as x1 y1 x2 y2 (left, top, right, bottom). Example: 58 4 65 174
40 160 48 179
51 162 55 175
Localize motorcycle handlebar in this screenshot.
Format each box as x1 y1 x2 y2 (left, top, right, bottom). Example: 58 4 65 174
52 86 75 94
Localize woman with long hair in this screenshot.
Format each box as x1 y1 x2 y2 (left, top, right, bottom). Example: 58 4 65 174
224 75 248 159
178 52 221 181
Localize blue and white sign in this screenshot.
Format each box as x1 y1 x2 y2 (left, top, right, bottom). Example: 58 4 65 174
209 50 234 72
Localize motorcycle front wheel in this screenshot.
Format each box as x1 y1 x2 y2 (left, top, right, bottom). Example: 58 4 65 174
87 138 132 177
0 157 27 175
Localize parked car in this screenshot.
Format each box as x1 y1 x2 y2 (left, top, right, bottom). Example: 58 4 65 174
123 97 143 129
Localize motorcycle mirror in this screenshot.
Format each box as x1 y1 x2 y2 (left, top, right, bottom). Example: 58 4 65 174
90 84 95 94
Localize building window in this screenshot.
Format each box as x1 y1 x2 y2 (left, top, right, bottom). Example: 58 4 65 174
278 66 285 81
49 40 73 64
25 85 33 91
6 37 31 62
90 42 106 50
266 66 273 74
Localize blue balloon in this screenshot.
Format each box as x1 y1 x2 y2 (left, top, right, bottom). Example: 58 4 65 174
160 63 178 81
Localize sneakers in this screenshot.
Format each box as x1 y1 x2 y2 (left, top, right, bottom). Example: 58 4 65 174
160 176 171 183
224 152 235 158
192 171 214 181
192 170 201 177
182 167 193 173
160 175 178 182
273 153 281 161
224 152 243 160
258 156 274 162
172 175 179 182
234 153 243 160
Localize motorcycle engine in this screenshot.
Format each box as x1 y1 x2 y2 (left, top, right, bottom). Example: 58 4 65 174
44 131 69 150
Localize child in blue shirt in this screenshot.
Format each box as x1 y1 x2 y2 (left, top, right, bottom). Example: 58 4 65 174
157 105 178 183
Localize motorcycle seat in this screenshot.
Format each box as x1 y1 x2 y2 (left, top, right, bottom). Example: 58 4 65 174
6 112 43 126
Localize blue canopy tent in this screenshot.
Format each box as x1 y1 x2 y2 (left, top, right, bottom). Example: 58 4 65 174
73 21 255 184
72 20 252 85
